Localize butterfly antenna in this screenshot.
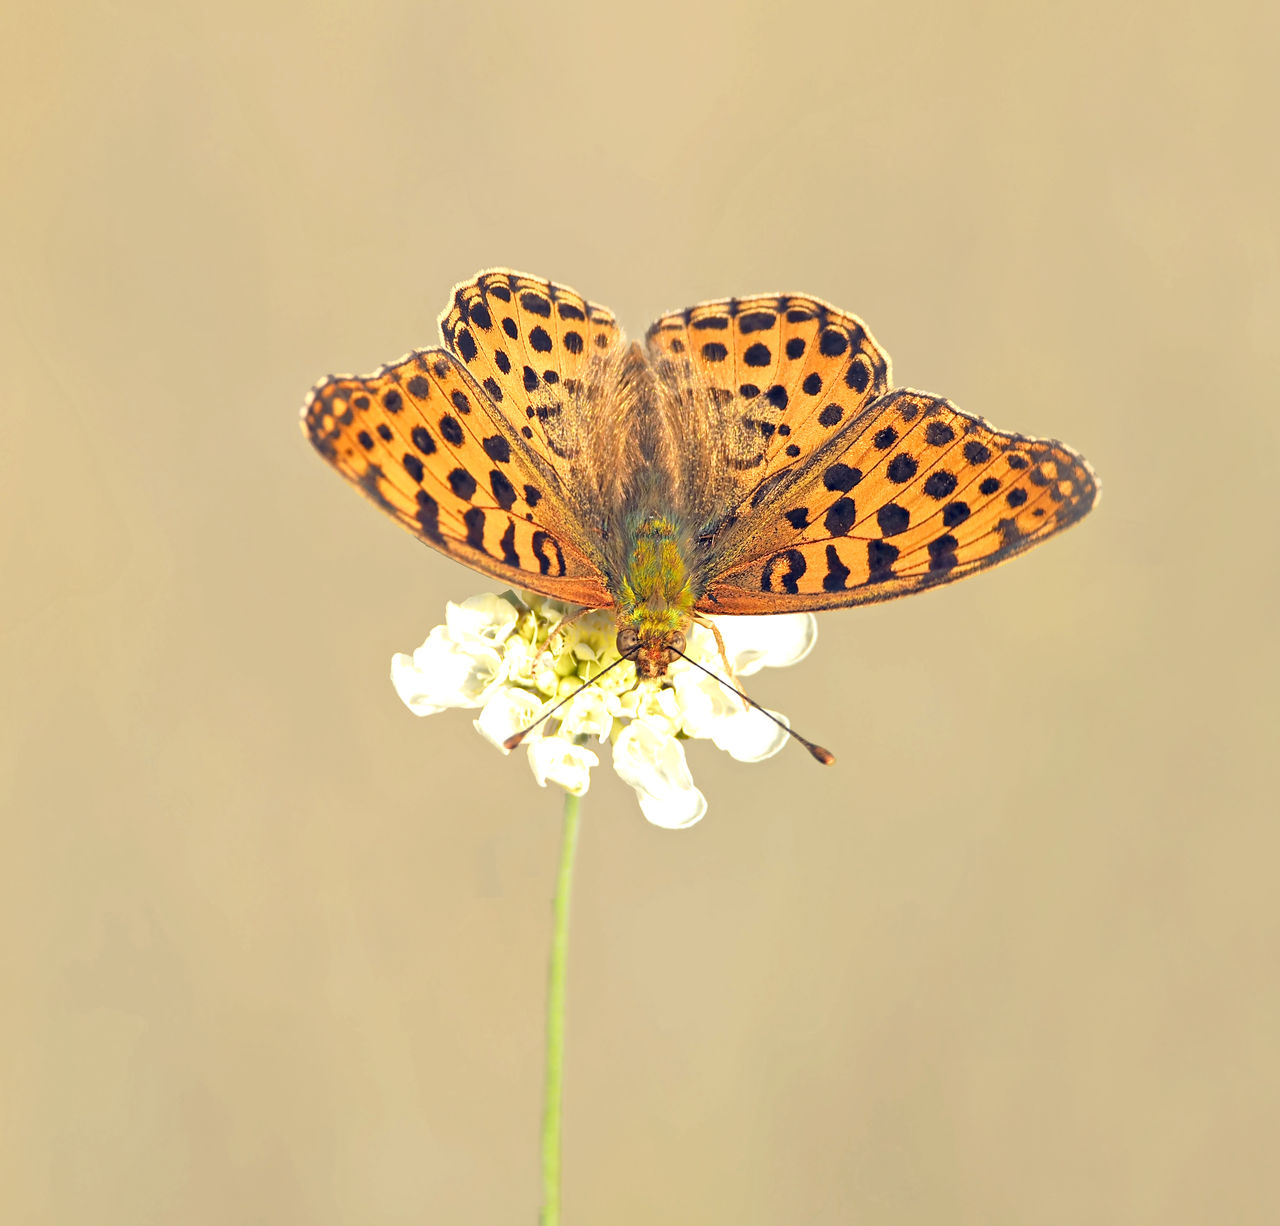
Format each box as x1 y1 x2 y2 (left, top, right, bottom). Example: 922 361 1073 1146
669 649 836 765
503 650 639 751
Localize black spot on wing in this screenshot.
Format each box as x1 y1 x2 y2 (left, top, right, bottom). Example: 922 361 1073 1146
823 464 861 493
482 435 511 464
867 539 899 581
520 291 551 317
532 531 566 576
822 545 851 592
415 489 441 541
500 521 519 565
922 470 957 500
490 469 517 511
887 453 918 483
440 415 464 446
845 357 870 392
928 533 959 571
819 329 847 357
449 467 477 499
762 549 807 594
824 497 858 536
877 503 909 536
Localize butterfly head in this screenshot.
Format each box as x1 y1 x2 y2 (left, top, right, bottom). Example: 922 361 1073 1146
616 621 687 680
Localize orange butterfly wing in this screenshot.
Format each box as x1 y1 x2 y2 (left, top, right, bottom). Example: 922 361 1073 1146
304 272 1097 617
698 388 1098 612
439 269 623 472
645 292 890 481
302 353 612 608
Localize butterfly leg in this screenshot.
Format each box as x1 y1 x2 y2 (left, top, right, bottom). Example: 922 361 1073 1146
696 616 746 700
535 606 593 668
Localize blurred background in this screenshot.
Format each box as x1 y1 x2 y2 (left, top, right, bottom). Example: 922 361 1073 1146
4 2 1277 1222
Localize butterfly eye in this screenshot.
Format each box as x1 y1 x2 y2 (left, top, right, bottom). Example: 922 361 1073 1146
616 627 640 656
667 631 686 656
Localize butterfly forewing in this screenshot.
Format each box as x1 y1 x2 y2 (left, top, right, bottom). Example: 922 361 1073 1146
440 270 623 471
645 293 890 482
303 347 612 607
700 389 1098 612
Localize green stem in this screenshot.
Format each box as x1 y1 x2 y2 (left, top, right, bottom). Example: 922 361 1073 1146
541 790 581 1226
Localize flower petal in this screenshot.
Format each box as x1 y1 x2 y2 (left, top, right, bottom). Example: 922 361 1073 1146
445 592 520 646
612 722 707 829
708 612 818 676
527 736 599 797
391 625 506 713
390 651 446 716
474 688 548 752
711 705 790 762
671 668 745 740
557 687 615 742
616 684 682 736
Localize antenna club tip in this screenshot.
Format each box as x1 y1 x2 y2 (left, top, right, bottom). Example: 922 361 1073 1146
810 745 836 766
502 732 526 752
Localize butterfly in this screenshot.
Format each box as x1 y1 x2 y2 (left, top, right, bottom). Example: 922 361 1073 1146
303 269 1098 684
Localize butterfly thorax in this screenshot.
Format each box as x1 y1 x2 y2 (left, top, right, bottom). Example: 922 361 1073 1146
614 513 697 679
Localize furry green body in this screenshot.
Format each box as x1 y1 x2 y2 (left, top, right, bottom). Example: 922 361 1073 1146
614 513 698 677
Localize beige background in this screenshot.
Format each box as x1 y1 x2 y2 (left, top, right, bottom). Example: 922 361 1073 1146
4 2 1277 1222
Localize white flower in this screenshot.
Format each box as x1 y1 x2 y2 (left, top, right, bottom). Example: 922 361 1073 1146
710 704 791 763
390 625 506 715
701 611 817 676
528 737 599 797
474 687 549 752
612 721 707 828
670 668 790 762
390 590 820 828
556 687 615 742
615 683 683 736
444 592 520 646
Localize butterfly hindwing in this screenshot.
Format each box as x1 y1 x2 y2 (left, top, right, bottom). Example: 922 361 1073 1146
303 347 613 607
440 270 623 472
699 389 1098 612
645 293 890 482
